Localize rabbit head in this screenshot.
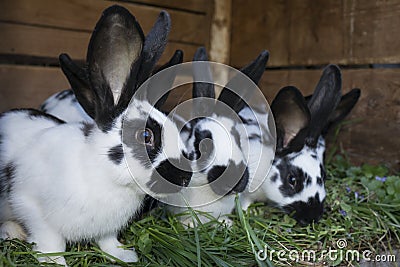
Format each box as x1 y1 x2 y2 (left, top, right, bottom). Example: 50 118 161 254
59 6 191 194
262 65 360 225
184 48 270 197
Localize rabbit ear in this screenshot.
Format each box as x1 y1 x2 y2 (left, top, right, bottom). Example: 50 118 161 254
218 50 269 114
192 47 215 117
271 86 310 150
137 11 171 87
153 49 184 109
322 88 361 135
240 50 269 85
306 64 342 144
86 5 144 129
59 53 95 119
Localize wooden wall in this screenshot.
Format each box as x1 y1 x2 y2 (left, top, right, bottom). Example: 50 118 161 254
0 0 213 111
231 0 400 170
0 0 399 170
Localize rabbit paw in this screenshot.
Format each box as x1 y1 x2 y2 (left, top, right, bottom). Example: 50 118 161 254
38 255 67 266
112 247 138 262
97 234 138 263
0 221 27 240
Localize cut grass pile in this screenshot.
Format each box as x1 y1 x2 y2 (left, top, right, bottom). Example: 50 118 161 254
1 155 399 266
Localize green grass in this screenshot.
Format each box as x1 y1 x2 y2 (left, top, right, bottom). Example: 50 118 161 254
1 155 399 266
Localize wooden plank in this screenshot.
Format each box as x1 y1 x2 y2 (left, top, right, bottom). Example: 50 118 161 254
0 22 201 62
0 65 69 112
0 65 193 113
231 0 400 67
259 68 400 170
230 0 289 67
209 0 230 64
0 22 89 61
0 0 208 45
126 0 209 13
1 64 399 170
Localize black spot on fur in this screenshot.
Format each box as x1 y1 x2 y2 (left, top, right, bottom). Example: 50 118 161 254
207 161 249 196
320 164 327 181
276 159 309 197
311 154 317 159
239 116 259 126
122 118 162 168
270 173 278 183
10 108 66 124
147 157 192 194
108 144 124 165
0 163 16 195
81 122 94 137
317 177 323 186
230 127 241 148
248 134 261 142
193 129 214 171
40 103 48 113
306 177 312 186
55 90 74 100
282 193 324 225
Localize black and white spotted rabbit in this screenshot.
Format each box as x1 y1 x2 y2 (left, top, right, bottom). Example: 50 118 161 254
165 47 271 226
240 65 360 225
0 5 192 265
40 46 271 227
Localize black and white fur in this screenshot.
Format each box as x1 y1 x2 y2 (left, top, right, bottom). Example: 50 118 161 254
240 65 361 225
40 47 270 227
0 6 191 265
164 48 268 226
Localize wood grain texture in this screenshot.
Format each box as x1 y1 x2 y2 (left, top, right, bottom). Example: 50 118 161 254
0 65 69 112
124 0 210 13
260 68 400 170
1 66 398 169
0 22 200 62
231 0 400 67
0 0 208 45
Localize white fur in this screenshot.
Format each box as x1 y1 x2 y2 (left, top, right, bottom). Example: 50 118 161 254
41 90 93 123
0 99 187 264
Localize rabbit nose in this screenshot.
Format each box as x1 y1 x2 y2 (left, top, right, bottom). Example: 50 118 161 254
149 157 192 194
283 195 324 225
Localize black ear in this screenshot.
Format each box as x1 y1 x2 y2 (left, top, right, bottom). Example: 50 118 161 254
86 5 144 129
240 50 269 85
306 64 342 144
59 54 95 119
153 49 184 109
137 10 171 87
218 50 269 114
271 86 310 150
323 88 361 135
192 47 215 117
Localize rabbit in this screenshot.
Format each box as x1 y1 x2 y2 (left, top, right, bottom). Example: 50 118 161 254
40 47 271 227
0 5 192 265
164 47 271 227
239 65 361 225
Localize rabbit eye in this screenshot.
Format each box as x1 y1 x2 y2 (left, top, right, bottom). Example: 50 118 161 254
288 176 297 188
136 128 154 146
